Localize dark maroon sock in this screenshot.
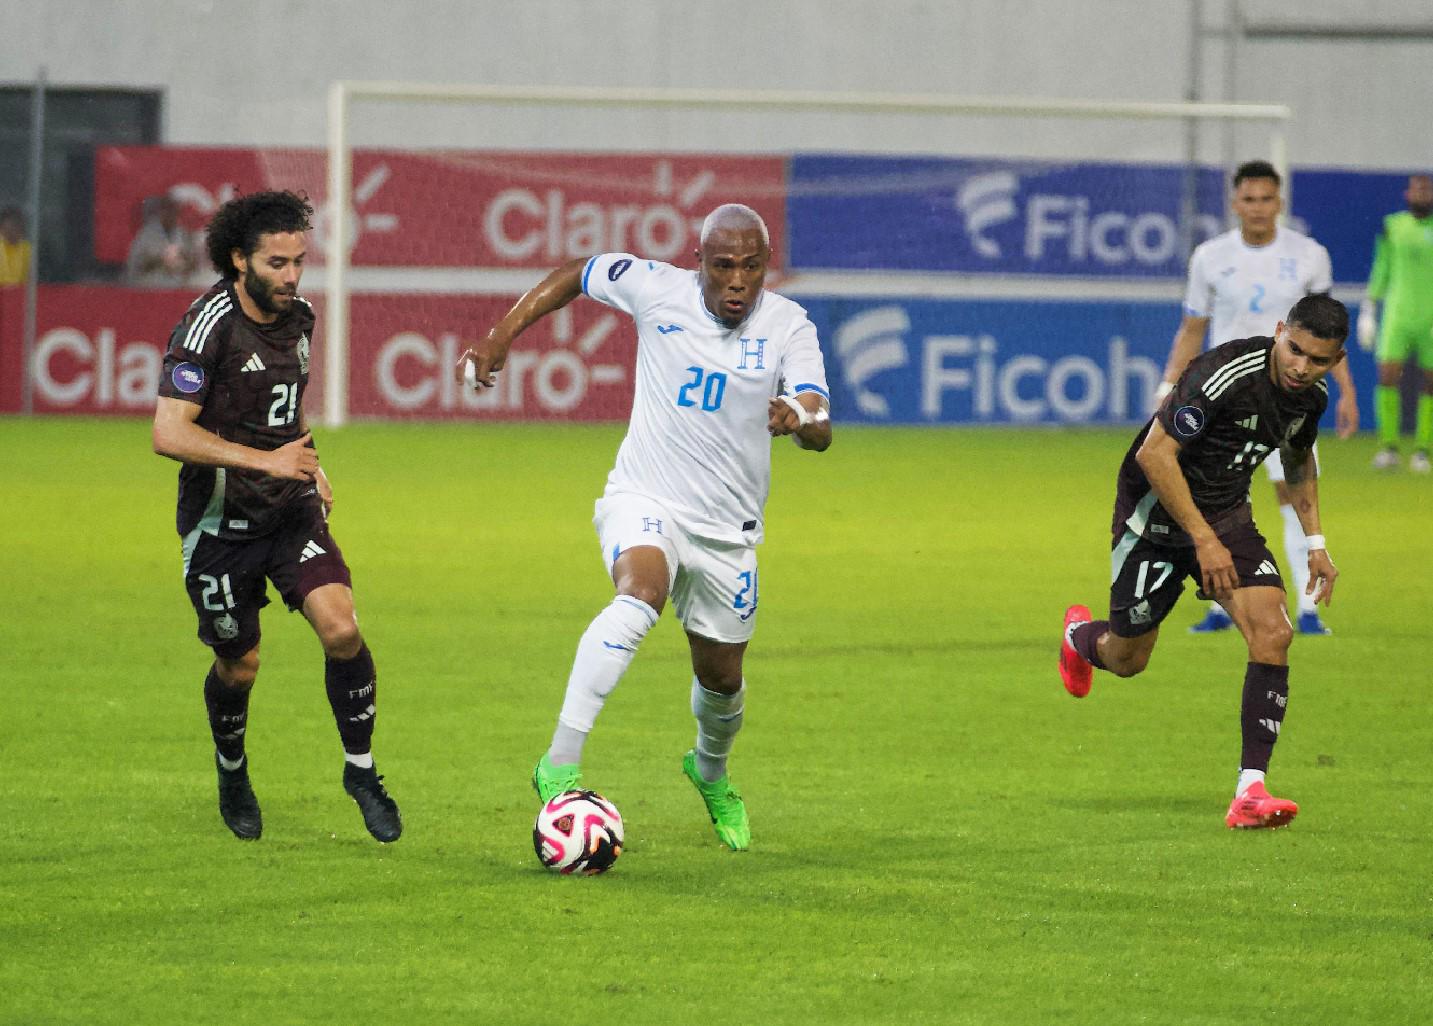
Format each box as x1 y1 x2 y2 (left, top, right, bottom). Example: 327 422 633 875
1071 620 1110 670
204 666 251 763
1240 662 1289 772
325 643 377 755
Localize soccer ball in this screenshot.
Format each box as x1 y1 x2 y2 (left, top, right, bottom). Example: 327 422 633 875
533 789 624 875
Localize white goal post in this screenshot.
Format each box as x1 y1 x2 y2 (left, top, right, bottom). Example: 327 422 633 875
324 82 1291 427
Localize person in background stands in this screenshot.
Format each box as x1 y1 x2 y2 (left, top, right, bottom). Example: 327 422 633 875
0 206 32 286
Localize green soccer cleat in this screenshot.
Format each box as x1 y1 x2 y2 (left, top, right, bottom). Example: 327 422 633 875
532 754 582 804
682 750 750 851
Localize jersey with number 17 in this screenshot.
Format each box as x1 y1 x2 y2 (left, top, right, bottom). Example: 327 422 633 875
1183 226 1332 348
581 253 830 545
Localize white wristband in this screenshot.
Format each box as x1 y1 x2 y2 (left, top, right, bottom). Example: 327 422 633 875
1305 534 1326 551
1155 381 1174 402
778 394 815 427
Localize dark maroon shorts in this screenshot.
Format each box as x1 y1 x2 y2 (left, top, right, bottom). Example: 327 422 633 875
182 504 352 658
1107 518 1282 638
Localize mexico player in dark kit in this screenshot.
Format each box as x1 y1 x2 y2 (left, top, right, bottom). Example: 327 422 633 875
1059 294 1348 830
152 191 401 842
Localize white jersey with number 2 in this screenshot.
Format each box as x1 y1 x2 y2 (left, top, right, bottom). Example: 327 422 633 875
1183 226 1332 348
581 253 829 546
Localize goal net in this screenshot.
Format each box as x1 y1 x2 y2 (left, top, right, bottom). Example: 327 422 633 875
318 83 1291 427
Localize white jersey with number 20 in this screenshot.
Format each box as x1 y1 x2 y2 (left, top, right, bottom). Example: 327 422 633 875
581 253 829 545
1183 226 1332 348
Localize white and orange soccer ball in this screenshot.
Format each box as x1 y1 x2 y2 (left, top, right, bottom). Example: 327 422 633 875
532 790 624 875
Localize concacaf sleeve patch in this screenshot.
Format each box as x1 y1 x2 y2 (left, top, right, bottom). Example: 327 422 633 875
1172 404 1205 438
172 362 206 394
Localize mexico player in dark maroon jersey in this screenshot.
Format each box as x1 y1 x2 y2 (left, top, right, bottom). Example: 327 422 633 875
1059 294 1348 830
152 191 400 843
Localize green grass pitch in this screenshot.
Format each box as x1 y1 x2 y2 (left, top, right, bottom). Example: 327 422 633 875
2 417 1429 1025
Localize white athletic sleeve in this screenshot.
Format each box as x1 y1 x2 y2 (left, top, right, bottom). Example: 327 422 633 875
580 252 656 318
1308 242 1333 294
779 317 831 406
1182 245 1213 318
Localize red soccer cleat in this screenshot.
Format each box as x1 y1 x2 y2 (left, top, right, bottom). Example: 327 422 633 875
1225 781 1299 829
1060 604 1094 698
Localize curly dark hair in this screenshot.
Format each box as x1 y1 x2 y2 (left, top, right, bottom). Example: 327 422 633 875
206 190 314 279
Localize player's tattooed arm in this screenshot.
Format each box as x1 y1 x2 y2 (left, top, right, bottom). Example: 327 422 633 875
1280 444 1315 486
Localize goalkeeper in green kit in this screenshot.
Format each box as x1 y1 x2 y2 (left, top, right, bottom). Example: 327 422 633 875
1359 173 1433 471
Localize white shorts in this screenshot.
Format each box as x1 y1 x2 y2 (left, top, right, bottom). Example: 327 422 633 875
594 492 759 644
1263 441 1320 484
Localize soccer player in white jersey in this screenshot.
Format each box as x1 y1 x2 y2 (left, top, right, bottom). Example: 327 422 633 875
458 204 832 851
1157 160 1358 637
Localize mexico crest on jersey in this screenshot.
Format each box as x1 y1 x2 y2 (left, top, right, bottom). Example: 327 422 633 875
1284 415 1305 441
298 333 310 375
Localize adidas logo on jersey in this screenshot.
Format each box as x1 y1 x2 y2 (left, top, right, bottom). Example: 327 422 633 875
242 353 267 373
299 540 326 563
1238 415 1259 432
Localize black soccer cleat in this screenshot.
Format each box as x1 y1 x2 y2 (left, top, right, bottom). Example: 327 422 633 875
216 754 262 840
343 762 402 843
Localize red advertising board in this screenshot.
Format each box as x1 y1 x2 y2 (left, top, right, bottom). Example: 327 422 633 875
0 285 636 422
347 294 634 421
94 147 786 271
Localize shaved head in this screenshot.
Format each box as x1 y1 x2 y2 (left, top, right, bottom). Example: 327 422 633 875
699 204 769 248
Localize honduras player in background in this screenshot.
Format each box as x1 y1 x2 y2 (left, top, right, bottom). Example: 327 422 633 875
459 204 832 851
1157 161 1357 637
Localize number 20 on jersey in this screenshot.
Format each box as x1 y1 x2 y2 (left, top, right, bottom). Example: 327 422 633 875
676 366 727 412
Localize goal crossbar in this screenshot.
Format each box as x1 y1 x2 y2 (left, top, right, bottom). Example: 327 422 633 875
325 82 1292 426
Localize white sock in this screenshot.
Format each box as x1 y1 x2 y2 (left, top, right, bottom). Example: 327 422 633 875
692 678 745 783
1236 768 1266 795
344 751 374 769
1280 504 1315 614
547 595 659 765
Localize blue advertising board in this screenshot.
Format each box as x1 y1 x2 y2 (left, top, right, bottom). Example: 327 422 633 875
788 156 1225 277
788 155 1418 285
789 294 1375 429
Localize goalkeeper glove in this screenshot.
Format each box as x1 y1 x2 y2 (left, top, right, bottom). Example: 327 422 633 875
1357 305 1378 353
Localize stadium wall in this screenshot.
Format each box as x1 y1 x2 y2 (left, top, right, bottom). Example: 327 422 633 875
2 1 1431 168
